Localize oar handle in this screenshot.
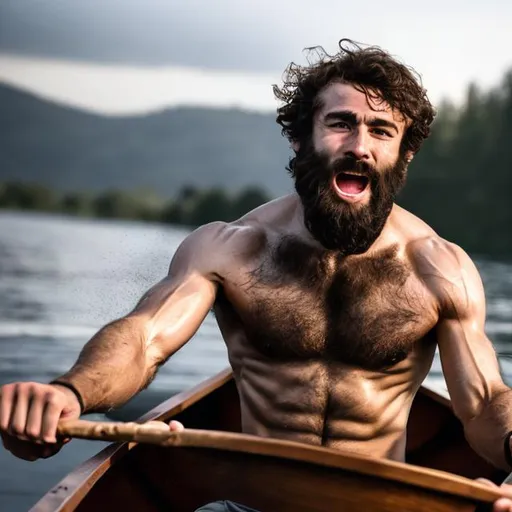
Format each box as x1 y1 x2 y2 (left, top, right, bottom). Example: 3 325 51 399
57 419 174 444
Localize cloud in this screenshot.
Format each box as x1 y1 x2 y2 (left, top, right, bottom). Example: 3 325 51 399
1 0 511 112
0 0 299 71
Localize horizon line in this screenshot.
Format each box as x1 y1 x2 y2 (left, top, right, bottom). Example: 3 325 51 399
0 53 282 117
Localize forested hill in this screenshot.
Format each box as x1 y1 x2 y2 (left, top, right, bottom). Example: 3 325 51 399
399 74 512 258
1 73 512 258
0 84 293 196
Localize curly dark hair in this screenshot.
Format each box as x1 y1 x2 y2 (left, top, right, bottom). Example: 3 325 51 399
273 39 436 156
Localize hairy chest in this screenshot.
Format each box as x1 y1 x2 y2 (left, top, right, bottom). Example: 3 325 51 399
223 238 435 371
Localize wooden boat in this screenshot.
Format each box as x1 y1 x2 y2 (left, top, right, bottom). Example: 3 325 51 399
31 368 510 512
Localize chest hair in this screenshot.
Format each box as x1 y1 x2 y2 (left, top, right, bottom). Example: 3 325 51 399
238 236 427 370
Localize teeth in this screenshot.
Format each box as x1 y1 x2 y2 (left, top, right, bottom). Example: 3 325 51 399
339 172 366 177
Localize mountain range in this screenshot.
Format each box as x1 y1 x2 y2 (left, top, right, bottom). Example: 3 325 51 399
0 84 293 198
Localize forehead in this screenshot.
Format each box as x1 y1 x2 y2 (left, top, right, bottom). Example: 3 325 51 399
316 82 405 125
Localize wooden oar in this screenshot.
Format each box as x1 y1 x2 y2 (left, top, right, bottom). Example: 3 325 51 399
57 419 178 445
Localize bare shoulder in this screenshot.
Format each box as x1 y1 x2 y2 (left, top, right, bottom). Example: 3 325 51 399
170 199 282 278
170 221 252 270
239 193 297 225
229 194 296 244
392 206 462 273
170 194 297 279
397 210 485 318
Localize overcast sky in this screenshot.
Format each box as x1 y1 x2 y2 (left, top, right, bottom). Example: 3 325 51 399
1 0 511 115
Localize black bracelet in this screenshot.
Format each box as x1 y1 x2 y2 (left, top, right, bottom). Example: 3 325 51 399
504 431 512 468
49 380 85 415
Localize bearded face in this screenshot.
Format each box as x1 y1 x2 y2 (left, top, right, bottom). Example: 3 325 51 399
291 142 408 254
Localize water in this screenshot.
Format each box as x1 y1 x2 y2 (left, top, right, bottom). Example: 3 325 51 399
0 211 511 511
0 212 229 511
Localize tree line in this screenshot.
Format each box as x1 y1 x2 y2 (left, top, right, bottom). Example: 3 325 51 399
1 69 512 259
400 72 512 259
0 182 270 227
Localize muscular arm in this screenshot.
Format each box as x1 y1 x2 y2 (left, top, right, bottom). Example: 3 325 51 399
426 241 512 470
54 222 226 413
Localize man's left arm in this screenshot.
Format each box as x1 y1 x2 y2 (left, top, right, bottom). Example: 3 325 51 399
434 243 512 470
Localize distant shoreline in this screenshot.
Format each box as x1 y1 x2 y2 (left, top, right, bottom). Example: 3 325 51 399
0 181 270 230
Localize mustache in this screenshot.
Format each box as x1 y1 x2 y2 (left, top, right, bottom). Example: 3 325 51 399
330 155 378 180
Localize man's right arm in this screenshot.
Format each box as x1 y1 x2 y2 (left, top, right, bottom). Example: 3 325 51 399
0 222 227 459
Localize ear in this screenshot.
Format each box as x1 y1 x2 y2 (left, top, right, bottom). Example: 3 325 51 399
291 141 300 153
405 151 414 163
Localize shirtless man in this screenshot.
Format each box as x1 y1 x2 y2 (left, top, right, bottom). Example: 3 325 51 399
1 40 512 511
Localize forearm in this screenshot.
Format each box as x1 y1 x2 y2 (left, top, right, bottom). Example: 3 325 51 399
54 317 157 413
463 386 512 470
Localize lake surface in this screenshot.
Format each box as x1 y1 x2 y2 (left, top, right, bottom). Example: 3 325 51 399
0 211 511 511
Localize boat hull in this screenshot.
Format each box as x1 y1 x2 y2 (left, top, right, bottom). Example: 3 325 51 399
31 369 507 512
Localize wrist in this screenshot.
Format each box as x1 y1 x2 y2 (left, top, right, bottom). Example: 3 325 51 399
49 380 85 415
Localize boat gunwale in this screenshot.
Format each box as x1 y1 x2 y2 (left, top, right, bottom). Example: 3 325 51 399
137 427 503 502
30 369 501 511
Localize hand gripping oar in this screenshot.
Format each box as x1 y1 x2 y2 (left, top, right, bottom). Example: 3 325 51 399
57 419 179 445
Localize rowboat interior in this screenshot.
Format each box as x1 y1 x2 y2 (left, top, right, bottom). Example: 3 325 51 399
32 369 509 512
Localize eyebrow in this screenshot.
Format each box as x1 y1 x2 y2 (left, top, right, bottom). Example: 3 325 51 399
323 110 399 134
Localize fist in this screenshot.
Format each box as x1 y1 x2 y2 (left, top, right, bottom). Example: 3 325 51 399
0 381 82 461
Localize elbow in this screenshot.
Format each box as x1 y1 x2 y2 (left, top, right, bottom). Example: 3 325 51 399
453 402 484 429
142 330 175 380
451 393 489 429
452 379 508 427
458 386 512 470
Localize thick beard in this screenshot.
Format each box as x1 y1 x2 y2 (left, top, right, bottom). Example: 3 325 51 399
291 145 408 254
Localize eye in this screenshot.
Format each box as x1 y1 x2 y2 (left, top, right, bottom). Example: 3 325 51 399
329 121 351 130
372 128 392 137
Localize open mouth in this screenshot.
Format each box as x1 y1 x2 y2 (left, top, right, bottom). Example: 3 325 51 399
333 172 370 199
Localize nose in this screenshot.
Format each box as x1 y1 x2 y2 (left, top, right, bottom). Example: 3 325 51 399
345 128 370 161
